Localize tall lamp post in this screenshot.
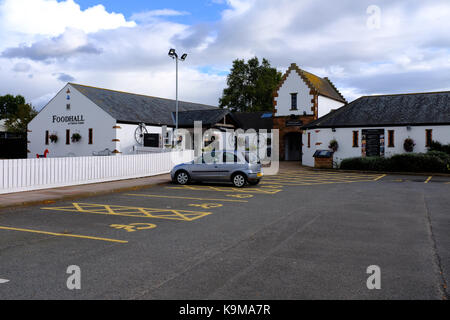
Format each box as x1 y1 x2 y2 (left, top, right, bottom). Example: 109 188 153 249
168 48 187 145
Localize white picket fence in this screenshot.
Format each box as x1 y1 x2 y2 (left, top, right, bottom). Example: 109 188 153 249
0 150 194 195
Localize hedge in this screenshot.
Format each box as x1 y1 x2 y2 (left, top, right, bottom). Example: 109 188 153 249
429 141 450 155
340 153 450 173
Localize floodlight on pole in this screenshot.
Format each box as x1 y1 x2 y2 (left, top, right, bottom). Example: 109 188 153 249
168 48 187 147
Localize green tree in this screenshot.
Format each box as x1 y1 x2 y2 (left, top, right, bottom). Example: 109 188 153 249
4 103 38 133
0 94 26 119
219 57 282 112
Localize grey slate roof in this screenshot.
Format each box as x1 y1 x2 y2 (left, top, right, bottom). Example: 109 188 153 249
174 109 231 127
303 91 450 129
71 83 217 126
230 112 273 130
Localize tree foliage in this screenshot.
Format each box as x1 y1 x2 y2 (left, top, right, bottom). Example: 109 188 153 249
0 94 26 119
0 94 38 133
219 57 282 112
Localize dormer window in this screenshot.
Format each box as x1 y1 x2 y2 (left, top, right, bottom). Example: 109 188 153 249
290 93 297 110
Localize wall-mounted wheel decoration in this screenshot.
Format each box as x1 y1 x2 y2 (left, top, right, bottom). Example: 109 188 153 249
134 123 148 145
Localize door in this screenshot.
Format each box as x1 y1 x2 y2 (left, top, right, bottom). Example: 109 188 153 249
363 129 384 157
216 151 239 180
191 151 222 180
284 132 302 161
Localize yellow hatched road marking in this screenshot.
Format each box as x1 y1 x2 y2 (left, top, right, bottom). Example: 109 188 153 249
374 174 387 181
125 193 248 203
42 203 212 221
424 176 432 183
166 185 282 194
0 225 128 243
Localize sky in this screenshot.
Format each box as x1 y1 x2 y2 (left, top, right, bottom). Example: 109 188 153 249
0 0 449 116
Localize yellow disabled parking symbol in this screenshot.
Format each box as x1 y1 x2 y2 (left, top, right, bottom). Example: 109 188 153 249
110 223 157 232
188 203 223 209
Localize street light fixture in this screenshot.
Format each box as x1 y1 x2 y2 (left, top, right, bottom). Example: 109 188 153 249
168 48 187 146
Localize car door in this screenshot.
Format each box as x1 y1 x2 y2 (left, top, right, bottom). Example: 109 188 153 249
216 151 239 180
191 152 222 180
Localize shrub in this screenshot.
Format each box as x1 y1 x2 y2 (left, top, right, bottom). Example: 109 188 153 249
340 153 449 173
429 140 450 155
403 138 415 152
389 153 446 173
328 139 338 152
340 156 390 171
71 133 81 142
426 150 450 162
49 134 58 143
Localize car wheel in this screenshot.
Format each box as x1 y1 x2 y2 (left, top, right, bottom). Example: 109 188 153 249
175 170 190 185
248 179 260 185
232 173 247 188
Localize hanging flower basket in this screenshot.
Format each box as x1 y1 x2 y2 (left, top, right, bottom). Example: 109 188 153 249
403 138 415 152
71 133 82 143
49 134 58 143
328 139 338 152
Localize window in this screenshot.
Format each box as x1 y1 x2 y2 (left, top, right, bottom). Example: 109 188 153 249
66 129 70 145
66 104 71 110
290 93 298 110
426 129 432 147
88 128 93 145
224 152 238 163
352 131 359 147
307 132 311 148
388 130 395 147
45 130 49 145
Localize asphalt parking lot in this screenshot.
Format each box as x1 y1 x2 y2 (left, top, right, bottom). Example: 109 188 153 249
0 166 449 299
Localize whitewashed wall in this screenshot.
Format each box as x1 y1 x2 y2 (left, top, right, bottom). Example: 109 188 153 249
303 125 450 167
318 96 346 117
117 123 173 155
28 84 117 158
0 150 193 194
275 70 313 116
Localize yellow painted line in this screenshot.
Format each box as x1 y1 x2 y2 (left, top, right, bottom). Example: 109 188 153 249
374 174 387 181
125 193 248 203
0 226 128 244
424 176 432 184
166 185 282 194
42 203 212 221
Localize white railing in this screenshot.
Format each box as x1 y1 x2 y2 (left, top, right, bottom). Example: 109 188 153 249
0 150 194 195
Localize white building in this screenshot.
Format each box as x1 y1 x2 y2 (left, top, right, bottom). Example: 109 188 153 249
27 83 228 158
28 83 270 158
302 92 450 167
272 63 347 161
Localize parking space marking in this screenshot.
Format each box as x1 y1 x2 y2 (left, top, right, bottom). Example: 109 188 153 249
374 174 387 181
166 185 282 194
125 193 248 203
42 203 212 221
110 223 156 232
425 176 432 184
0 225 128 244
188 203 223 209
226 194 254 199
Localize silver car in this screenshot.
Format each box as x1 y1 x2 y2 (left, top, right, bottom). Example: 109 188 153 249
170 150 263 187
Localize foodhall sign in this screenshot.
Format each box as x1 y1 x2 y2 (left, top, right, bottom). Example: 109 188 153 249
52 115 85 125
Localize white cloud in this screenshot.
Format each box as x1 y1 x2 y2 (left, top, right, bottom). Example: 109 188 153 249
12 62 31 72
0 0 135 37
1 0 450 113
130 9 189 22
2 28 101 61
